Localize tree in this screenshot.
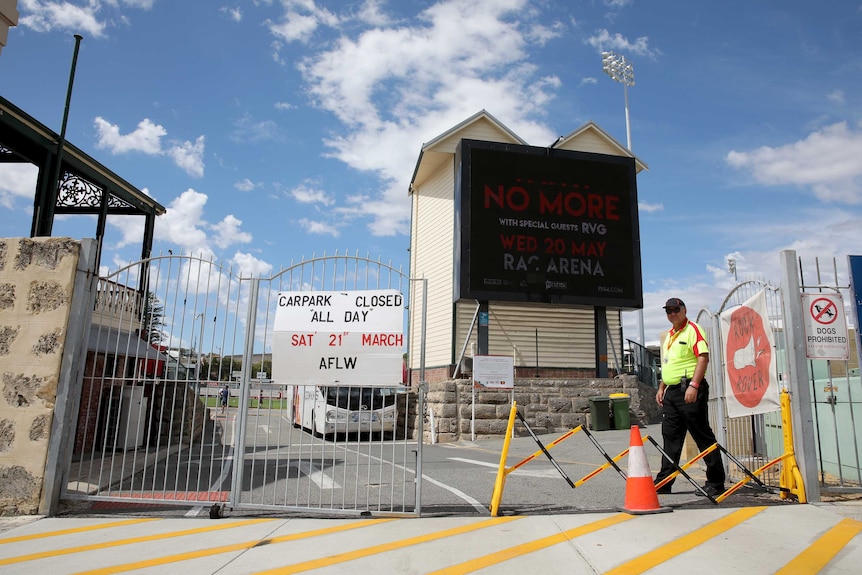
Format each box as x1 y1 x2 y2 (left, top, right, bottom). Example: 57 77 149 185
141 291 166 345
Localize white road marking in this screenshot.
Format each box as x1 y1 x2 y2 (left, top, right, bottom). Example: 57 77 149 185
293 460 341 489
449 457 563 478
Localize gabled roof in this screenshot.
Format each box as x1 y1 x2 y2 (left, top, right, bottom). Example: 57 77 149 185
410 110 527 192
551 121 648 173
409 113 647 193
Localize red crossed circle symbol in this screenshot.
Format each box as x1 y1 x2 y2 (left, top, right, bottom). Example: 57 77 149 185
809 297 838 325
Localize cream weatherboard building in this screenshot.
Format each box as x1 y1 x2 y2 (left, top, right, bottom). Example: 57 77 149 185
0 0 18 55
407 111 647 383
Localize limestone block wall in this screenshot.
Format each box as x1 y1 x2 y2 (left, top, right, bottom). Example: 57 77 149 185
0 237 79 515
423 375 661 443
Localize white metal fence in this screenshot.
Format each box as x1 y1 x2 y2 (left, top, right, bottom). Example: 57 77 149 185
696 280 787 489
695 253 861 496
62 252 425 516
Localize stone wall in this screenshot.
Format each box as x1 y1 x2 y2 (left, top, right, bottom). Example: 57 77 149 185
423 374 661 443
0 238 79 515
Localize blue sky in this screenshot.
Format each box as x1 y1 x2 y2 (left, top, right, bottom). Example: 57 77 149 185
1 0 861 346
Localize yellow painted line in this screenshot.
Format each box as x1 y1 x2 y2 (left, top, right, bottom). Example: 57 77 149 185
74 518 394 575
0 518 160 545
428 513 634 575
0 518 273 566
255 516 523 575
604 506 767 575
774 517 862 575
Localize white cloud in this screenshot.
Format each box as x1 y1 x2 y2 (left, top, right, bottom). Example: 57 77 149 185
231 251 273 277
235 178 257 192
289 182 334 206
0 164 39 209
110 188 253 259
20 0 156 36
94 117 166 155
726 122 862 204
117 0 157 8
153 189 213 257
638 201 663 213
356 0 393 26
527 20 565 46
168 136 206 178
231 114 280 143
267 0 340 43
94 117 204 177
827 89 845 104
19 0 106 37
298 218 339 237
212 214 252 249
291 0 563 236
584 29 657 58
220 6 242 22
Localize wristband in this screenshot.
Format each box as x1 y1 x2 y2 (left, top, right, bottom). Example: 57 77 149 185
690 382 699 389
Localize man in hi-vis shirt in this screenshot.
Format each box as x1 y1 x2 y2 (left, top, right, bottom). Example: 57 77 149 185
654 297 725 496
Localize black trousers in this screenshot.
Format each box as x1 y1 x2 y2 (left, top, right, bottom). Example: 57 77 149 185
655 381 726 487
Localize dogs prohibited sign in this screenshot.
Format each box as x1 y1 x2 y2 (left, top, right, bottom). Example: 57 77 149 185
801 293 849 360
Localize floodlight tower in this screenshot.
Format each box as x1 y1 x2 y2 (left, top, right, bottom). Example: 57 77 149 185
601 50 634 150
601 50 644 347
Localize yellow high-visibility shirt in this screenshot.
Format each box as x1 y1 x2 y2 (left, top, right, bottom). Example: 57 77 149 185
660 320 709 384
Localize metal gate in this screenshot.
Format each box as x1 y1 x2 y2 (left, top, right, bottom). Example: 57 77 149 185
695 279 787 490
62 252 426 516
695 252 862 497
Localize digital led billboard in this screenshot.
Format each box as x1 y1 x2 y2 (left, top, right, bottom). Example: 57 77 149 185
454 139 643 309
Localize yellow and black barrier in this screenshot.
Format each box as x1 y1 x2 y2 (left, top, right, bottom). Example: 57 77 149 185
779 388 806 502
651 388 805 504
490 390 806 516
490 403 650 516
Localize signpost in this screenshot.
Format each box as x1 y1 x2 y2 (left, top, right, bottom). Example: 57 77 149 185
471 355 515 441
472 355 515 389
801 292 849 360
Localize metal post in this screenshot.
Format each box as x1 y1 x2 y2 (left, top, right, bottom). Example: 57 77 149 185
230 278 259 507
780 250 820 502
601 51 643 347
195 312 205 388
37 34 83 236
595 307 609 377
415 278 428 515
623 81 632 151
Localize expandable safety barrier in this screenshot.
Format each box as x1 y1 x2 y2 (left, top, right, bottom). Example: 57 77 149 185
490 392 806 515
490 402 650 516
653 388 805 504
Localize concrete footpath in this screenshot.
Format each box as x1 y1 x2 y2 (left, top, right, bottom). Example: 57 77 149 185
0 500 861 574
3 424 862 574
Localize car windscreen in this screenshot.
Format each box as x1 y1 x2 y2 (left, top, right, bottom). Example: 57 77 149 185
321 386 398 409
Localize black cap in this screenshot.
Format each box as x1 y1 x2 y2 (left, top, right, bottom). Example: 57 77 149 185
663 297 685 309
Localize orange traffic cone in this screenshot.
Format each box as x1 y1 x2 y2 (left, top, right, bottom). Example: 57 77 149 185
620 425 672 515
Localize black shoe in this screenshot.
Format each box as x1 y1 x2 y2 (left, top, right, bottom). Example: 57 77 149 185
696 483 725 497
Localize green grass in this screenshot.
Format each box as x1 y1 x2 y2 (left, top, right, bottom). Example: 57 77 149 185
203 397 287 410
